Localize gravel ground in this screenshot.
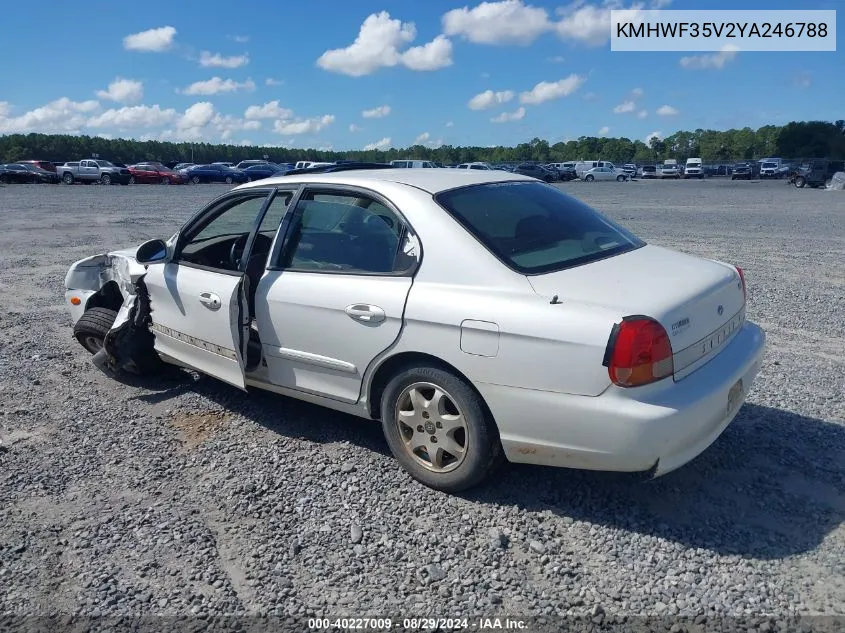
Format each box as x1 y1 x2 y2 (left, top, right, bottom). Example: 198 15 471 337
0 179 843 627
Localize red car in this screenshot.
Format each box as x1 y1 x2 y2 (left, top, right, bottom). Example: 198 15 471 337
16 160 57 173
128 163 186 184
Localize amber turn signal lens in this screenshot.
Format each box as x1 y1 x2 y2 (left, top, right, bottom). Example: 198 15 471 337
70 297 81 306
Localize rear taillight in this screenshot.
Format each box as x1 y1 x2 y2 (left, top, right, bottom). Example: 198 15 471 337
604 317 674 388
736 266 746 301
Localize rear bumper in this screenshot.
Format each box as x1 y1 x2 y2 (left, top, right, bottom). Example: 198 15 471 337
480 321 766 476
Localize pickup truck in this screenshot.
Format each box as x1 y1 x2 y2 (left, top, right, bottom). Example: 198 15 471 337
56 159 132 185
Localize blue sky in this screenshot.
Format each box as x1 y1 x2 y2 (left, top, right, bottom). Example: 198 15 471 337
0 0 841 151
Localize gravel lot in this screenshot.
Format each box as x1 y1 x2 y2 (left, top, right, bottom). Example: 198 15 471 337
1 179 843 626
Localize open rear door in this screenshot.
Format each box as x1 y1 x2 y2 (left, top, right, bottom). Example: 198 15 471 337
144 262 248 389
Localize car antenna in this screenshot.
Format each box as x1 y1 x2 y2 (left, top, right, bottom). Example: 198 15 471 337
550 295 562 304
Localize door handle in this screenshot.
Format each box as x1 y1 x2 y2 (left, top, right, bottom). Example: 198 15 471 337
345 304 386 324
199 292 222 310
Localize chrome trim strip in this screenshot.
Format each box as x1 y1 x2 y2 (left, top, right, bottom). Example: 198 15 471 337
264 346 357 373
151 323 238 361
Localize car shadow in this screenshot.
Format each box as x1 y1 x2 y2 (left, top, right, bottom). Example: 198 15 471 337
132 371 843 560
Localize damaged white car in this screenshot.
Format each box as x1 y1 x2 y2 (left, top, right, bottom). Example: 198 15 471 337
65 164 766 492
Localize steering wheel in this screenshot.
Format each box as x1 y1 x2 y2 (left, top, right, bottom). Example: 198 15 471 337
229 234 249 269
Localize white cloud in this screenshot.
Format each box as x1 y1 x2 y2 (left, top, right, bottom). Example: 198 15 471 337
598 126 610 136
548 55 565 63
402 35 453 71
87 104 176 129
680 45 738 70
349 123 362 132
181 77 256 95
656 104 679 116
555 3 644 46
613 100 636 114
445 120 454 127
199 51 250 69
362 105 391 119
414 132 431 144
123 26 176 52
265 78 283 86
0 98 100 134
363 137 392 150
273 115 335 135
583 92 599 102
645 130 663 144
637 109 648 119
179 102 216 130
443 0 551 45
229 34 250 43
490 106 525 123
96 78 144 104
244 100 293 120
630 87 644 98
316 11 452 76
519 74 584 104
468 89 515 110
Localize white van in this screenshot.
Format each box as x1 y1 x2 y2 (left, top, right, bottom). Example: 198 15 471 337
457 162 494 170
294 161 333 170
390 159 437 168
684 157 703 179
575 160 614 177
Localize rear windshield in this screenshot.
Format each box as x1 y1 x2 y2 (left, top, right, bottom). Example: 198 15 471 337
434 181 644 275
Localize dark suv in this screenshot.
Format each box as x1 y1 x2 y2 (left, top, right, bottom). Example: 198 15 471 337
513 164 559 182
731 163 753 180
790 159 845 188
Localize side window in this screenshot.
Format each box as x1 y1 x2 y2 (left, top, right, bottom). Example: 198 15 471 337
178 193 269 270
278 190 407 275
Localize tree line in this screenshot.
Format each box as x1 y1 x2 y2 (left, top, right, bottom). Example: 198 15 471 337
0 120 842 166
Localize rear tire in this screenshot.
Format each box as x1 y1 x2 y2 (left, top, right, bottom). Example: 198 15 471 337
191 176 201 184
129 176 136 184
616 175 625 182
73 307 118 355
62 173 74 185
794 176 806 188
380 364 503 493
225 176 233 184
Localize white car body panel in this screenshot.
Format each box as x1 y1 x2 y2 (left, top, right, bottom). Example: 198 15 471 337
63 168 767 478
254 272 412 403
143 262 247 389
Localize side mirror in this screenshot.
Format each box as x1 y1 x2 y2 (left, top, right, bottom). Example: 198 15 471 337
136 239 168 264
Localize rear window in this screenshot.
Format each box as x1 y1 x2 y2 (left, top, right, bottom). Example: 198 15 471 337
434 181 644 275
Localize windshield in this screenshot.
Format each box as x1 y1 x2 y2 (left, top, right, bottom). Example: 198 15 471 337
761 162 776 168
434 181 644 275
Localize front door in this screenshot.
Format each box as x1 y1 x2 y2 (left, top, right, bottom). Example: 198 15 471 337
143 190 274 388
254 187 419 403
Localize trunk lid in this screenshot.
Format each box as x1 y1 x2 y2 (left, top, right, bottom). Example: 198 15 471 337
526 245 746 379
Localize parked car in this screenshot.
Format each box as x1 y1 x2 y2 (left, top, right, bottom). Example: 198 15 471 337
235 160 271 170
243 163 289 181
128 164 186 185
575 160 615 178
56 159 131 185
582 166 628 182
731 163 753 180
657 164 681 179
789 159 845 188
16 159 57 173
0 163 60 184
640 165 657 179
683 158 704 179
513 163 559 182
63 165 765 492
174 163 196 172
184 164 249 184
456 162 494 170
621 164 638 179
390 160 438 168
212 162 235 167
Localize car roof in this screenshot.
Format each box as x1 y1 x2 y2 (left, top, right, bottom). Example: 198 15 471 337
235 167 531 194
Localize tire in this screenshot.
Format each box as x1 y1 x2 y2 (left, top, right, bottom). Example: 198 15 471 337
100 173 112 185
225 176 233 184
584 175 594 182
160 177 170 185
191 176 201 184
62 173 74 185
129 176 136 185
616 175 625 182
73 307 118 355
380 364 503 492
794 176 806 188
0 175 8 184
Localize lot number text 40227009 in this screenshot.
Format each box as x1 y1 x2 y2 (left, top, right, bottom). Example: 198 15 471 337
307 617 529 630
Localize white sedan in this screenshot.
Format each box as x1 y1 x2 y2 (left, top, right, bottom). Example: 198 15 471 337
64 165 765 492
582 166 629 182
